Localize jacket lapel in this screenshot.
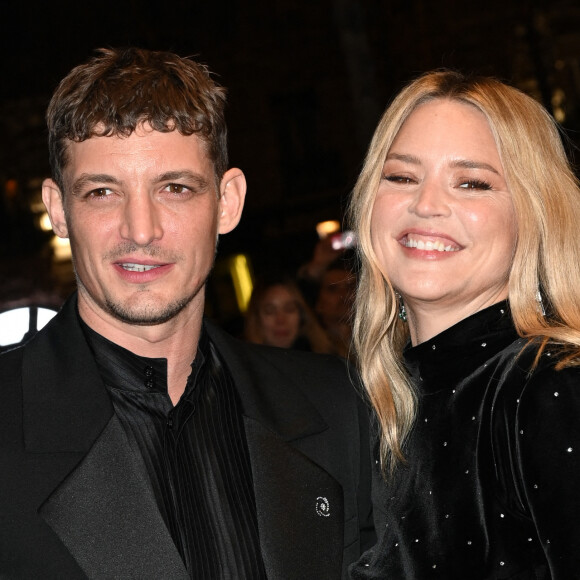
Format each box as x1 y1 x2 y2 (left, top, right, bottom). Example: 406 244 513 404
22 295 187 578
22 294 112 454
206 321 345 580
39 415 188 580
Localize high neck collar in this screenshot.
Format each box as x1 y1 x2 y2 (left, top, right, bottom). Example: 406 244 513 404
404 301 519 394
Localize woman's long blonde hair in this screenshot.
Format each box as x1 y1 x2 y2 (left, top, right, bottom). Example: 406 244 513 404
348 70 580 474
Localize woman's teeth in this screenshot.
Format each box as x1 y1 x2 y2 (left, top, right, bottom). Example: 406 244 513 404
404 237 458 252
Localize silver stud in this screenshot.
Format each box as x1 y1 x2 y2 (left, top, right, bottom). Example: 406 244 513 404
528 538 532 542
568 447 573 453
500 561 505 566
415 539 419 543
500 513 505 518
465 470 469 474
452 389 456 394
443 442 448 446
432 564 437 569
534 484 538 489
467 540 472 545
445 514 449 519
554 392 559 397
472 416 476 420
500 309 505 314
481 342 487 347
520 430 524 435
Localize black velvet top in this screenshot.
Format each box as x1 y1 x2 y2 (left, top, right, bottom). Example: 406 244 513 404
350 302 580 579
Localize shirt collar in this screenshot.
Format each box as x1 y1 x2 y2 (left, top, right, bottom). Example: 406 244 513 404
80 315 207 398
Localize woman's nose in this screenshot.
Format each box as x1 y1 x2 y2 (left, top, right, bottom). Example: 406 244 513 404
408 180 452 218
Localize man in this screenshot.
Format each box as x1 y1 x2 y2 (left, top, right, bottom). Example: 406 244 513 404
0 48 373 579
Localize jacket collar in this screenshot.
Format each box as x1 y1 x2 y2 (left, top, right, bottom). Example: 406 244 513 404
204 318 329 442
22 296 328 451
22 293 113 453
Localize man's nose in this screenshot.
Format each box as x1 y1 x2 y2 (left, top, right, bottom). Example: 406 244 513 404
120 194 163 245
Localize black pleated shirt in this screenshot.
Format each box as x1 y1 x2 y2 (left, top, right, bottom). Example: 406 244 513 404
82 320 267 579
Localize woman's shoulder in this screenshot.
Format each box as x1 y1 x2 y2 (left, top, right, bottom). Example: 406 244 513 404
489 341 580 443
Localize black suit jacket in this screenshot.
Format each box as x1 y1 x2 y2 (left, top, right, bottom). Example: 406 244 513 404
0 294 373 579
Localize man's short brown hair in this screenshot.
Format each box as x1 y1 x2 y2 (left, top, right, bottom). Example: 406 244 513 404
47 47 228 191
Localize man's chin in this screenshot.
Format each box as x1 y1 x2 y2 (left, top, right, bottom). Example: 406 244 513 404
104 297 193 326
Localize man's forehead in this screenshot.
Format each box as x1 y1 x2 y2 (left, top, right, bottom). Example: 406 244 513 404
63 125 213 177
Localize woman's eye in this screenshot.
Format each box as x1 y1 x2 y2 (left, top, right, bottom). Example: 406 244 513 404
459 179 492 190
383 175 414 185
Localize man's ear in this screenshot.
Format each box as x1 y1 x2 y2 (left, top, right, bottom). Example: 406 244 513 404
218 168 246 234
41 178 69 238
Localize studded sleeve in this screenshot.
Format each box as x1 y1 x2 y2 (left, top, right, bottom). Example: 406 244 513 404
515 362 580 578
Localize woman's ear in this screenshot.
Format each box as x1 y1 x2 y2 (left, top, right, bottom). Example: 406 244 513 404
42 178 69 238
218 168 246 234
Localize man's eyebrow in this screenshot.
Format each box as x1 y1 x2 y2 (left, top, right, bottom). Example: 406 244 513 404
157 170 211 191
450 159 500 175
71 174 121 196
70 171 212 196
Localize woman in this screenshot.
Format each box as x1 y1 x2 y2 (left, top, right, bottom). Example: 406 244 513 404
348 70 580 578
244 275 334 354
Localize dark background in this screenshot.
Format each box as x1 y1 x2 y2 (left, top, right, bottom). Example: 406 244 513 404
1 0 580 321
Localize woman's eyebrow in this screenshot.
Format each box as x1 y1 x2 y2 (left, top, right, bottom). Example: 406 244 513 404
450 159 500 175
385 152 421 165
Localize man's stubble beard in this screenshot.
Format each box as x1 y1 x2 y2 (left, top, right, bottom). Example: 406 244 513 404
75 274 207 326
71 240 219 327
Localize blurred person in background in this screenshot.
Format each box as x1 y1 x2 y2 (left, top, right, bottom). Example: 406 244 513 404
298 236 357 359
314 259 357 359
244 274 334 354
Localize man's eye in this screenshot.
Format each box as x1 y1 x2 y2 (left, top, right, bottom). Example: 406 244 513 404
165 183 190 194
88 188 113 198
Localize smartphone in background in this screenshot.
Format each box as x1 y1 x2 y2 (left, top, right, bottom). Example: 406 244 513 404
330 230 357 250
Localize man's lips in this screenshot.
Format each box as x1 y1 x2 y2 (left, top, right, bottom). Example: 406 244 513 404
118 263 163 272
399 233 461 253
113 258 173 281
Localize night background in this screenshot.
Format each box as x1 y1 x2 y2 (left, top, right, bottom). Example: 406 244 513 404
1 0 580 327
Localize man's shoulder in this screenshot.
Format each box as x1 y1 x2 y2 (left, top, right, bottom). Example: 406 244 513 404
207 319 352 372
0 343 25 376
